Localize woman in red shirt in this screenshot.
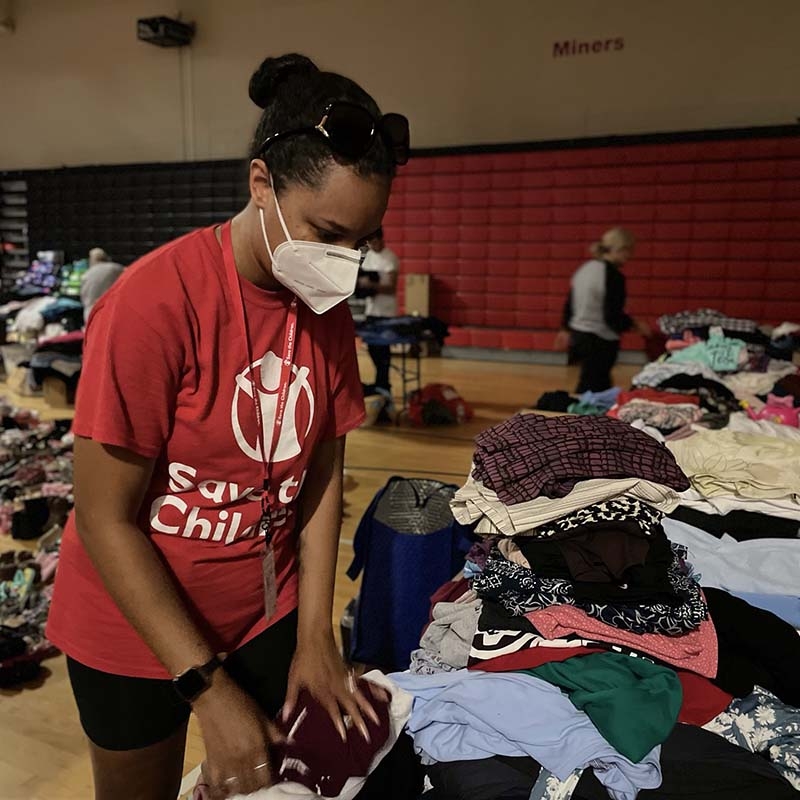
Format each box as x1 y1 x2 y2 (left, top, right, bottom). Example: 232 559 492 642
46 53 409 799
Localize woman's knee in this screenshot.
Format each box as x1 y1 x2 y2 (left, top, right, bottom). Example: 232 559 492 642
88 722 188 800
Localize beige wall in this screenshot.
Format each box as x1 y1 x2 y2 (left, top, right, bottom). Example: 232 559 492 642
1 0 798 170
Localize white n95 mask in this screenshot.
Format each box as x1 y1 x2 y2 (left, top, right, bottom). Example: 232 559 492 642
259 186 362 315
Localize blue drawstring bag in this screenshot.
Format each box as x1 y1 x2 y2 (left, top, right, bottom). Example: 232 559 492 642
347 476 474 671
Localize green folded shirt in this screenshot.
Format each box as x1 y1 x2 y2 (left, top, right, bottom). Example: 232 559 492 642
523 651 682 762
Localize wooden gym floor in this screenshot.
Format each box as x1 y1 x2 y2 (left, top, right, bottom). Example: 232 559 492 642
0 353 640 799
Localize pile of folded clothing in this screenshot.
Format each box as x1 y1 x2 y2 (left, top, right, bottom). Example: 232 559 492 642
630 352 798 431
391 413 800 799
534 388 621 416
18 330 83 396
662 418 800 543
658 308 792 365
537 311 799 437
606 388 707 435
451 414 689 536
9 295 84 341
630 310 800 429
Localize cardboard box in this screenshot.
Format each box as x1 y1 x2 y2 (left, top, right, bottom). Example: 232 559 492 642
404 273 430 317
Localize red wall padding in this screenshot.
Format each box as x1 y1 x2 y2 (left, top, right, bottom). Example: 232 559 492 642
384 135 800 350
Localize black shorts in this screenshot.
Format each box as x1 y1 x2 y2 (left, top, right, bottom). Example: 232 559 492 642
67 610 297 751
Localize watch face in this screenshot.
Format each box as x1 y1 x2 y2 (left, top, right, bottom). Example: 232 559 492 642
174 668 206 702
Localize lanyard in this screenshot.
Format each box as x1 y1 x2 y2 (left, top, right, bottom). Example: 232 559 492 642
221 220 298 541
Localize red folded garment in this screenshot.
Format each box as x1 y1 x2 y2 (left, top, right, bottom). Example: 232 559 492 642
471 648 731 724
272 680 391 795
677 671 732 726
616 389 700 407
469 645 605 673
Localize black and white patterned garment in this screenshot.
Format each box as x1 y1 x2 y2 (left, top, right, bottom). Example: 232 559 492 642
658 308 758 336
468 601 669 667
469 627 600 663
519 497 663 541
468 628 664 668
472 545 707 636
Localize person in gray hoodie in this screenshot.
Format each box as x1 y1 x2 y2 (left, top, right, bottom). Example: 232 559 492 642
556 228 650 392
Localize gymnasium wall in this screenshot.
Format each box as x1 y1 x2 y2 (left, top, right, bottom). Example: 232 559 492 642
386 131 800 350
6 127 798 350
1 0 799 170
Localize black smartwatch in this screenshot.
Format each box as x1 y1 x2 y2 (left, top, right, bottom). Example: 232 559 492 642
172 654 225 703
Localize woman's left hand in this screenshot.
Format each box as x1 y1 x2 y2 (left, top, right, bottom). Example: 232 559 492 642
634 318 652 337
282 632 381 742
554 329 571 352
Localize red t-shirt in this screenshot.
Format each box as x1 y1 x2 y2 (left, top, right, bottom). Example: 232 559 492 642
46 225 366 678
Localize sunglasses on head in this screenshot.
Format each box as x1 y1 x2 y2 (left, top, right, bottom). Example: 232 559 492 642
258 101 410 166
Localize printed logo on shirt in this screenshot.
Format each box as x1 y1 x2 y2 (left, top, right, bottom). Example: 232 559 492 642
146 351 314 544
231 351 315 463
148 461 307 544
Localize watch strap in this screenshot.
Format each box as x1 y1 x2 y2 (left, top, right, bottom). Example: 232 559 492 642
197 653 224 682
173 653 225 703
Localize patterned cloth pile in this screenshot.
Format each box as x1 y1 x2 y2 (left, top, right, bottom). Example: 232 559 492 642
392 412 800 799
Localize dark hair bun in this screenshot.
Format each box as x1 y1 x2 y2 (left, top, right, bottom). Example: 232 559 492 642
249 53 319 109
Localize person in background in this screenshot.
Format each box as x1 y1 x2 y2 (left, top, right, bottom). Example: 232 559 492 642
46 52 408 800
358 227 399 392
81 247 125 323
555 227 651 393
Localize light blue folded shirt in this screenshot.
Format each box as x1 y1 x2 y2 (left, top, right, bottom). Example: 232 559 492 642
662 518 800 596
729 591 800 629
389 670 662 800
578 387 622 410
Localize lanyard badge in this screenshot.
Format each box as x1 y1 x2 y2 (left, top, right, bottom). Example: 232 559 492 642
221 220 298 619
249 300 297 620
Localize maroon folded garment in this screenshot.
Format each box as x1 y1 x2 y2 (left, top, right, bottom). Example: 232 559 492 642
473 413 689 505
428 576 471 622
272 679 391 795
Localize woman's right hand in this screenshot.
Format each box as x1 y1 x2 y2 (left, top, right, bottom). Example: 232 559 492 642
193 671 283 799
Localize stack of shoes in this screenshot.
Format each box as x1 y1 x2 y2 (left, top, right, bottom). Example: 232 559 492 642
0 530 62 687
0 396 72 688
391 413 800 798
0 401 73 541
